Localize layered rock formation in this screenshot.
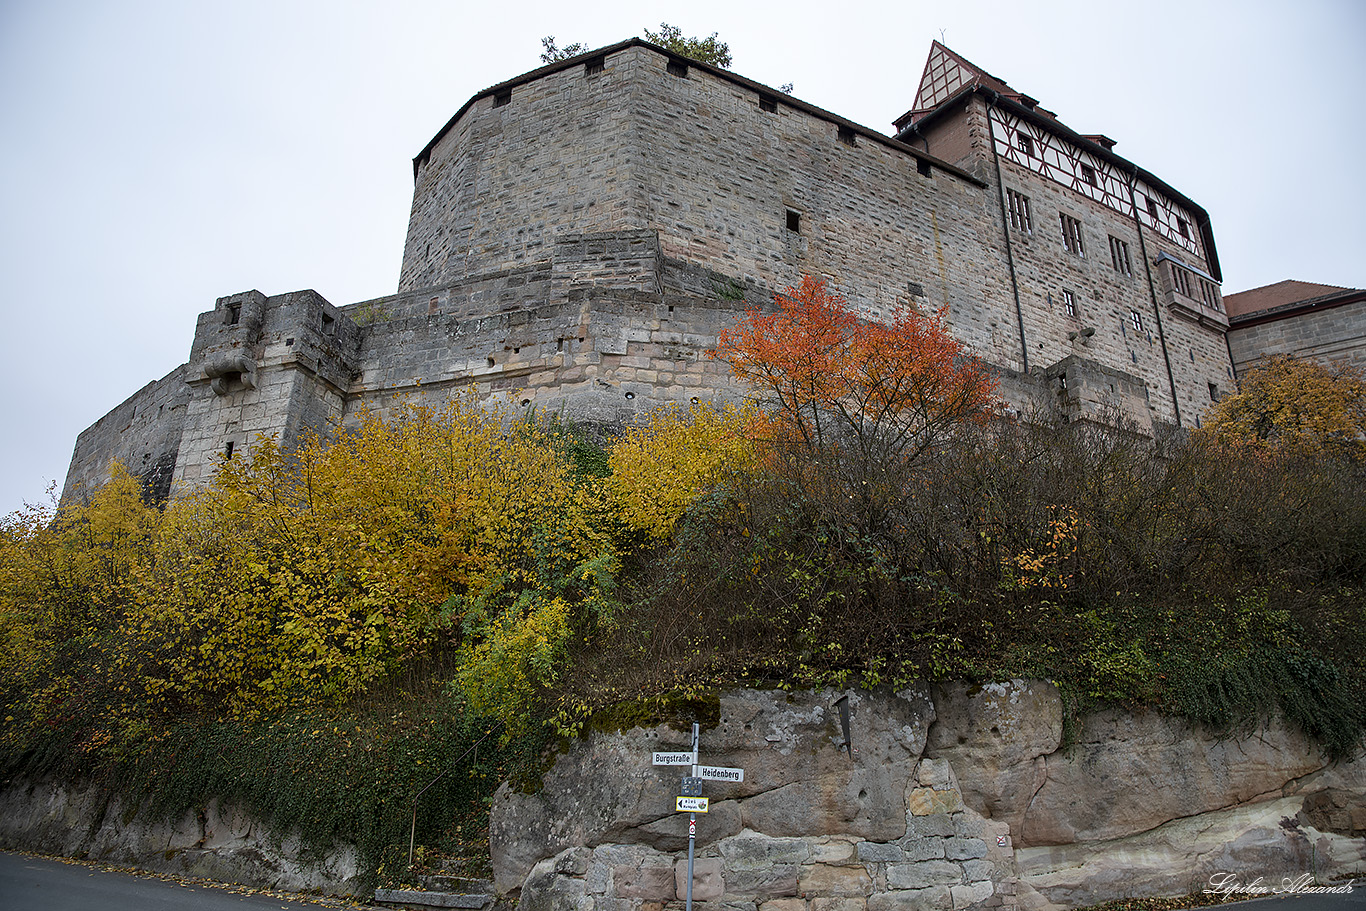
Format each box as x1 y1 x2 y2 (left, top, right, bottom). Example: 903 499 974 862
491 683 1365 910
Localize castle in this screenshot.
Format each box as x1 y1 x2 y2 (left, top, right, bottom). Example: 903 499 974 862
63 39 1232 503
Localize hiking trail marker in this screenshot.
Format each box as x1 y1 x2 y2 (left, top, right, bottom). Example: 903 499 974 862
652 723 745 911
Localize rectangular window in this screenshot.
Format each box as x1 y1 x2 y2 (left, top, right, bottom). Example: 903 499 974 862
1108 235 1132 276
786 209 801 232
1199 278 1222 311
1060 213 1085 256
667 60 688 78
837 125 856 146
493 89 511 107
1177 217 1190 240
1017 134 1034 157
1130 309 1144 332
1006 189 1033 233
1208 382 1220 402
1062 289 1077 317
584 56 606 76
1171 263 1193 297
759 94 777 113
1081 163 1096 187
1145 195 1158 219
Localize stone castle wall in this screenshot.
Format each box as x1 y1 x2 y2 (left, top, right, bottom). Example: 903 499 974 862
1227 298 1366 376
63 40 1236 500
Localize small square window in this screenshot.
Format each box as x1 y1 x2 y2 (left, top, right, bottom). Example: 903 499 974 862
1081 164 1096 186
759 94 777 113
785 209 801 232
584 56 606 76
837 125 856 146
493 89 511 107
917 158 932 177
667 60 688 78
1017 134 1034 157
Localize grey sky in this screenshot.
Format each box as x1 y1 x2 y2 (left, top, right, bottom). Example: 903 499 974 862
2 0 1362 516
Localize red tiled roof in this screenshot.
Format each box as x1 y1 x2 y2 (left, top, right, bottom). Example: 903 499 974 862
1223 280 1354 318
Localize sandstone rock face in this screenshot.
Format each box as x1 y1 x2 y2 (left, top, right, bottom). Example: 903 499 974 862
494 683 1365 911
491 686 938 892
0 780 361 896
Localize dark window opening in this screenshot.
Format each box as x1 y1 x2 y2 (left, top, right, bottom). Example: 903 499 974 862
1081 164 1096 186
1017 134 1034 157
759 94 777 113
512 347 520 354
837 125 856 146
285 337 294 347
584 56 605 76
226 304 241 326
487 356 496 367
1145 195 1158 219
557 338 564 352
1177 217 1190 240
1209 382 1219 402
224 441 235 459
667 60 688 78
321 312 335 334
493 89 511 107
917 158 932 177
786 209 801 232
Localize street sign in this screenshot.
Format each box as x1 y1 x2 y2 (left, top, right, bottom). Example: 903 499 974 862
653 751 694 766
697 765 744 783
681 776 704 796
676 796 709 813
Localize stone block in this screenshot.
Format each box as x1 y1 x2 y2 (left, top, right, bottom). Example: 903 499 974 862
856 842 904 863
615 863 677 900
868 887 953 911
887 861 963 891
902 839 946 862
760 901 808 911
809 840 858 864
677 858 724 901
907 788 964 816
812 900 867 911
906 816 956 838
950 881 994 909
943 838 987 861
798 865 873 897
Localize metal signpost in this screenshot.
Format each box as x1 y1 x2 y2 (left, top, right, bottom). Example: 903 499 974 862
652 723 745 911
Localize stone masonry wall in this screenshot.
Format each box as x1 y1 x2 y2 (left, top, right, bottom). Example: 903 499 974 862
1227 299 1366 377
494 684 1366 911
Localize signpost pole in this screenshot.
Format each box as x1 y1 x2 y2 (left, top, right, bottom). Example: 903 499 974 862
686 722 698 911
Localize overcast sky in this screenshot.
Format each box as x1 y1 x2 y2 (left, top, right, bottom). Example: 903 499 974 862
2 0 1363 516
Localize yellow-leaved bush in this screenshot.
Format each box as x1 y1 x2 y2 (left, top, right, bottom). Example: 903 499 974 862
608 402 756 539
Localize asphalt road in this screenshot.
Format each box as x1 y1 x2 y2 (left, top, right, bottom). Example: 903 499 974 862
0 851 361 911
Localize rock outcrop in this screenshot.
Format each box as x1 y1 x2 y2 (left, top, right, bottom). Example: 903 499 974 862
492 682 1366 911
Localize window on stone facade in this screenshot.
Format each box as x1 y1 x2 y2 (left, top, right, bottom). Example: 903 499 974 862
1177 217 1190 240
1199 277 1222 311
226 303 241 326
786 209 801 232
224 441 235 459
1060 213 1085 256
917 158 932 177
667 60 689 78
759 94 777 113
1007 189 1033 233
1081 164 1097 187
1171 263 1193 297
1209 382 1220 402
1062 289 1077 317
1017 134 1034 157
1108 235 1132 276
838 125 856 146
1129 309 1144 332
584 56 605 76
493 89 511 107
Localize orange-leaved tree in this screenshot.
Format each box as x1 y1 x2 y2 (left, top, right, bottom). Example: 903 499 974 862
714 276 997 531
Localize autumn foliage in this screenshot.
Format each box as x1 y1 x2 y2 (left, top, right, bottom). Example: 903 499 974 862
1198 355 1366 457
715 276 997 532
